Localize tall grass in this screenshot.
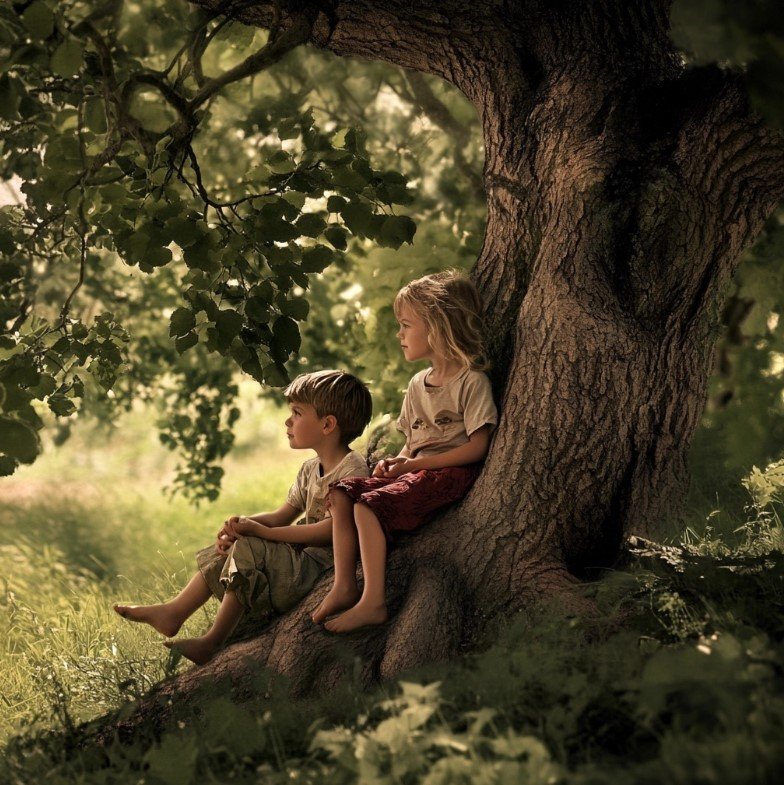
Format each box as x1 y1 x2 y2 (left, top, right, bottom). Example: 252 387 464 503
0 390 302 741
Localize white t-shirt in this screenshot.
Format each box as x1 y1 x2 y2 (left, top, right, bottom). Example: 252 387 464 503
396 368 498 458
285 451 369 524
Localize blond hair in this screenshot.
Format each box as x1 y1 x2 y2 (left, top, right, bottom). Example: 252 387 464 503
284 369 372 446
394 270 488 371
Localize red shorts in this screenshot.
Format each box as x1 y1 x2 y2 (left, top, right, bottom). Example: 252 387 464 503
330 464 481 542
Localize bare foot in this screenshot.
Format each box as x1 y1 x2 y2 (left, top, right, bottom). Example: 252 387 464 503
311 584 361 624
324 599 388 633
163 637 219 666
113 603 182 637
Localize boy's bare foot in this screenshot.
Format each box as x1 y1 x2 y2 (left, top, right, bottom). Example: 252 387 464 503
323 599 388 633
113 603 182 638
311 585 361 624
163 637 219 666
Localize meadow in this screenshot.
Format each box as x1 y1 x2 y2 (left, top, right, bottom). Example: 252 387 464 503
1 390 783 784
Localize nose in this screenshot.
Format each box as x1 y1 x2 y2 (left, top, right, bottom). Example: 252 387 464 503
284 416 292 427
396 326 403 339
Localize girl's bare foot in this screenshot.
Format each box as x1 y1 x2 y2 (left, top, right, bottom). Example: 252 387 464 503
324 599 388 633
163 637 219 666
113 603 182 637
311 585 361 624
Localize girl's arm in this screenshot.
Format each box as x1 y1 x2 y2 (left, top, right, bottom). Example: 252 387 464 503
373 444 411 476
384 425 492 475
229 516 333 546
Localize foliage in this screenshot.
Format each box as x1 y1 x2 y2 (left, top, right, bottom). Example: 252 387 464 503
0 0 487 499
0 0 426 496
687 215 784 517
672 0 784 127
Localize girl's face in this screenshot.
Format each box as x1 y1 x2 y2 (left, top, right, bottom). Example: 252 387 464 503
396 305 430 363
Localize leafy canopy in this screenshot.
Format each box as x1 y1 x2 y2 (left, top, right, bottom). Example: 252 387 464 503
0 0 448 499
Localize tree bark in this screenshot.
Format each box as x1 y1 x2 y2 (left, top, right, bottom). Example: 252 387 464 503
95 0 784 739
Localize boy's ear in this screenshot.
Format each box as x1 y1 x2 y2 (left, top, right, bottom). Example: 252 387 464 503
322 414 338 435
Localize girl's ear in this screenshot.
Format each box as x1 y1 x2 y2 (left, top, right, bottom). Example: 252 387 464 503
322 414 338 435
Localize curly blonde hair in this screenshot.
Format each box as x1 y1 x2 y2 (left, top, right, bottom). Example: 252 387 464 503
394 270 488 371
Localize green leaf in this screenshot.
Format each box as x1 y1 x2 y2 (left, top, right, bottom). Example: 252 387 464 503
48 394 76 417
50 38 84 77
22 1 55 40
167 217 204 248
175 331 198 353
214 309 244 346
296 213 326 237
327 195 347 213
0 416 40 463
378 215 417 249
324 226 347 250
262 362 289 387
272 315 300 353
169 307 196 337
245 296 271 324
84 97 107 134
0 455 17 476
300 245 334 273
280 297 310 321
340 201 375 237
0 74 21 121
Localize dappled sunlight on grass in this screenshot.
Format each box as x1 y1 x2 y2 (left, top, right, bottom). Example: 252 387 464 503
0 393 315 739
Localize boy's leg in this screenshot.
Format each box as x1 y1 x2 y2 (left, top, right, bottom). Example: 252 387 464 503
164 589 244 665
311 489 362 623
324 503 388 632
114 571 213 637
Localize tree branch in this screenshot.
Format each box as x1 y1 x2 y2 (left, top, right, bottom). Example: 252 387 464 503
189 8 314 109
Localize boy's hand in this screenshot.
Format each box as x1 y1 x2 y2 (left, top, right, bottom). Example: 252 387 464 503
227 516 260 537
214 516 240 554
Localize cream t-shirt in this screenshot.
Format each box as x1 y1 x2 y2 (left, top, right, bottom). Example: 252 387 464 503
396 368 498 458
285 451 369 524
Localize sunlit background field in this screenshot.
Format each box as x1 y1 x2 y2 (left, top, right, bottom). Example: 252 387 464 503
0 387 302 741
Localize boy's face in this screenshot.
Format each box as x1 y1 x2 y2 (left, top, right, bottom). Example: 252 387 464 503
396 305 430 363
284 401 330 450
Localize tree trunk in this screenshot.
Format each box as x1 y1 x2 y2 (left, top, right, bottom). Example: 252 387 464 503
95 0 784 740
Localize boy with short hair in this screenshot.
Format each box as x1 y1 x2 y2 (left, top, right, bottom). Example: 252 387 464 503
114 369 372 664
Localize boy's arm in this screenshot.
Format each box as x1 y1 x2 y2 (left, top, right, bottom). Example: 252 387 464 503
246 503 300 528
229 516 333 546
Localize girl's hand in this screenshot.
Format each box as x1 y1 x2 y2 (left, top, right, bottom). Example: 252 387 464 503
379 456 416 478
372 459 388 477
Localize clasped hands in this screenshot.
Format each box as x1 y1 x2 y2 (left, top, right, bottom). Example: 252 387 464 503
372 456 417 479
214 515 267 555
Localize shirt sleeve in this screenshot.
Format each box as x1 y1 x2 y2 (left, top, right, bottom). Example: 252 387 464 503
395 385 413 442
461 372 498 436
285 462 308 512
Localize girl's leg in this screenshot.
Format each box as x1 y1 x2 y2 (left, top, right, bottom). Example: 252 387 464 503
311 489 362 623
114 571 213 637
324 503 389 633
164 589 245 666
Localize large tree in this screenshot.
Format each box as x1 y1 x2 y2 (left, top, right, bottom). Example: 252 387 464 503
2 0 783 732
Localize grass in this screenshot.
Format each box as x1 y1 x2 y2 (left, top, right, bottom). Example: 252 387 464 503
0 389 302 741
1 393 784 784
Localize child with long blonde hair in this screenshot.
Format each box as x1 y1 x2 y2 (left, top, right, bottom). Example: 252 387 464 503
312 270 498 632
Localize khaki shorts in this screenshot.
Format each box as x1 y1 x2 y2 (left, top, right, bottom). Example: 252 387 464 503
196 536 333 619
